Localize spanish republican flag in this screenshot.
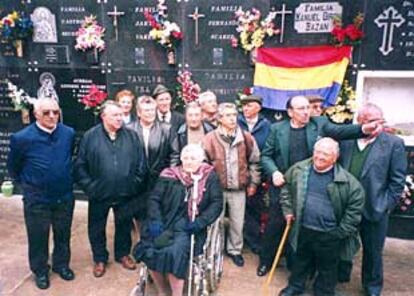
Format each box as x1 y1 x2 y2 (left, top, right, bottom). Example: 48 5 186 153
253 45 352 110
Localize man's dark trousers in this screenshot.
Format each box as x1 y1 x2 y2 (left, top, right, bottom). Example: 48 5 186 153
360 215 388 295
243 186 266 253
259 186 289 267
286 227 340 296
24 199 75 276
88 198 132 263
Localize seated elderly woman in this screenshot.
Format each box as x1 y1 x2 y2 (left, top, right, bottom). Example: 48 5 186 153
133 144 223 296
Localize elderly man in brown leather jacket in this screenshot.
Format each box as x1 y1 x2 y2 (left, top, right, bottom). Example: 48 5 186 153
203 102 261 267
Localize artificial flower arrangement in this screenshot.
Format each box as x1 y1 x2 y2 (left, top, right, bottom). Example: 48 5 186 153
231 8 279 53
324 80 357 124
144 0 183 65
175 71 201 111
79 84 108 116
0 11 33 57
6 80 36 124
6 80 36 111
331 13 364 47
75 15 105 60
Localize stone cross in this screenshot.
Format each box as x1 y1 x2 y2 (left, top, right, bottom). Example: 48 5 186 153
188 7 205 45
107 5 125 41
275 4 292 43
375 6 406 56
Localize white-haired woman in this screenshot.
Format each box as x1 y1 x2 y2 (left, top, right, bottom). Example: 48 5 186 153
133 144 223 296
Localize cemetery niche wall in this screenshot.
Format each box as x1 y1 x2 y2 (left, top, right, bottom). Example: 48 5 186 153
0 0 413 237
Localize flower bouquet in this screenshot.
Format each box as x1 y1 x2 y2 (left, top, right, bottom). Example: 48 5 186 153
6 80 36 124
0 11 33 57
324 80 357 124
398 175 414 213
331 13 364 47
75 15 105 64
144 0 183 65
231 8 279 62
175 71 200 111
79 84 107 116
235 87 253 111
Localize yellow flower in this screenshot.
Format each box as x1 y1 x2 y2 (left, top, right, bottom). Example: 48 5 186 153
149 29 163 40
10 11 19 20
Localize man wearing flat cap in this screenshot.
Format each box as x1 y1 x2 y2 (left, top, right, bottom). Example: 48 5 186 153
238 94 271 255
152 84 185 132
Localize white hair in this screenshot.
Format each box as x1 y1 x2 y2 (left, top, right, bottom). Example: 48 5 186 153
357 103 383 122
136 95 156 111
198 91 217 106
33 97 59 112
314 137 340 157
180 144 205 162
217 102 237 118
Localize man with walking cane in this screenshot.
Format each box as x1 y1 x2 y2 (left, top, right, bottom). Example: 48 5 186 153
278 138 365 296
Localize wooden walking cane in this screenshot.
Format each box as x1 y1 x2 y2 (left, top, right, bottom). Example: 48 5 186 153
262 219 293 296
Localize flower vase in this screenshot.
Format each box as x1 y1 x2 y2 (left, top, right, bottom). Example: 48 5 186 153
21 108 30 125
167 48 176 66
13 40 24 58
249 48 258 66
1 181 14 197
86 48 99 64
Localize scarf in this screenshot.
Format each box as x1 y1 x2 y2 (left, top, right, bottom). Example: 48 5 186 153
160 163 215 218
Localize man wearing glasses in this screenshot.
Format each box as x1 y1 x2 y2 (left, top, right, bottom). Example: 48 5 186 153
7 98 75 290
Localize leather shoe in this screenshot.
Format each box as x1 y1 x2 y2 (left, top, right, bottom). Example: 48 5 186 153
52 267 75 281
278 287 301 296
93 262 106 278
228 254 244 267
35 273 50 290
256 264 269 277
118 255 136 270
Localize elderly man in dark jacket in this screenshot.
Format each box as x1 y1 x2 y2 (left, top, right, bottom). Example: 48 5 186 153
75 101 146 278
152 84 185 132
238 94 271 254
127 95 180 192
340 103 407 296
279 138 365 296
8 98 75 290
176 101 215 152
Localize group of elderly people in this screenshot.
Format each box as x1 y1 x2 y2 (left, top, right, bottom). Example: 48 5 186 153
7 84 407 296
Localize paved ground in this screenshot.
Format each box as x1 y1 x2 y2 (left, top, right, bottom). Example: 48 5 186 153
1 196 413 296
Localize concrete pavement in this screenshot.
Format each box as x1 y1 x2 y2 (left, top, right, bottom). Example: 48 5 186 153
1 196 413 296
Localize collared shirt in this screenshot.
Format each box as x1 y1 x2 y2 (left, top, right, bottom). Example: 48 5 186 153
157 110 171 123
357 137 377 151
36 122 56 134
245 115 258 132
142 126 151 156
122 114 131 125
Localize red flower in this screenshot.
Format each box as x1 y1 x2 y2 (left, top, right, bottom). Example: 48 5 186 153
331 26 346 43
172 31 183 39
80 84 107 109
345 24 364 41
243 87 252 95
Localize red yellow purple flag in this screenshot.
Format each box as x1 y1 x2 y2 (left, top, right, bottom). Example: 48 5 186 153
253 45 352 110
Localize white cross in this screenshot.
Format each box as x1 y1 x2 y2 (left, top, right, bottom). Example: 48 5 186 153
107 5 125 41
275 4 292 43
188 7 205 45
375 6 405 56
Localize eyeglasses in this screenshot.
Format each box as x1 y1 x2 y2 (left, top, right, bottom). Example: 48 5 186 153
42 110 60 116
